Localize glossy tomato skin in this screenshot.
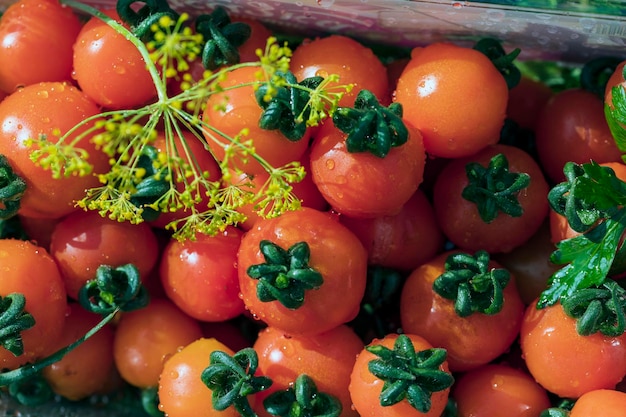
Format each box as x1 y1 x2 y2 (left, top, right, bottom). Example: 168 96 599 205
160 226 246 322
0 82 110 219
0 0 82 94
349 333 450 417
569 389 626 417
73 9 157 110
309 121 426 218
520 299 626 398
339 188 445 271
42 303 115 401
113 297 203 389
238 207 368 335
535 88 622 184
400 250 525 372
506 76 554 131
290 35 389 106
0 239 68 371
433 144 549 254
49 210 160 299
394 43 508 159
202 65 311 175
253 325 364 417
452 363 551 417
158 337 241 417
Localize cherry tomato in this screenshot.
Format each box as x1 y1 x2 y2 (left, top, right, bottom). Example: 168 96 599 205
309 121 426 218
49 209 160 299
570 389 626 417
432 143 549 254
42 303 115 401
349 333 451 417
0 0 82 94
506 76 554 131
202 65 311 176
400 250 525 372
289 35 389 106
0 82 110 219
520 299 626 398
535 88 622 184
394 42 508 159
0 239 67 371
339 188 445 271
72 8 157 110
452 363 552 417
231 17 273 64
252 325 364 417
237 207 367 335
113 297 203 389
159 226 246 322
158 337 241 417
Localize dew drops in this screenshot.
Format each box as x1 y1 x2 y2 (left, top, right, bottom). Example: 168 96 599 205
325 159 335 170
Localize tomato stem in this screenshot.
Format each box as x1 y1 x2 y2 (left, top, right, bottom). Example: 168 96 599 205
263 374 342 417
473 37 521 89
366 334 454 413
201 347 272 417
195 6 251 70
7 373 53 407
579 55 623 99
432 250 510 317
0 155 26 220
0 293 35 357
462 153 530 223
246 240 323 310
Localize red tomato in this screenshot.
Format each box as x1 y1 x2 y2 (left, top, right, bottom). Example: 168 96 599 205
0 82 110 219
339 188 445 270
253 325 364 417
42 303 115 401
394 42 508 159
289 35 389 106
349 333 451 417
400 250 525 372
432 143 549 254
159 226 246 322
0 0 82 94
202 65 311 175
49 210 160 299
506 76 554 131
535 88 622 184
452 363 552 417
520 299 626 398
158 337 241 417
72 9 157 110
309 121 426 218
113 298 203 388
237 207 368 335
570 389 626 417
0 239 67 371
232 17 273 64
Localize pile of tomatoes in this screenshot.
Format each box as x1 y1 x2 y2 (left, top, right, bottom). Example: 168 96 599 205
1 0 626 416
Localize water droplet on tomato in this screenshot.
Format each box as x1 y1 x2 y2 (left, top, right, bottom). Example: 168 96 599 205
37 90 49 99
114 66 126 75
41 117 50 124
336 175 347 184
325 159 335 170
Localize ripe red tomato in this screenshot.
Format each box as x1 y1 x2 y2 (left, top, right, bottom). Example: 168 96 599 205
0 0 82 94
159 226 246 322
432 143 549 254
535 88 622 184
49 209 160 299
231 17 273 64
520 299 626 398
394 42 508 159
349 333 451 417
309 121 426 218
339 188 445 271
0 82 110 219
72 8 157 110
252 325 364 417
158 337 241 417
506 76 554 131
569 389 626 417
113 297 203 388
0 239 67 371
452 363 552 417
400 250 525 372
289 35 389 106
202 65 311 175
42 303 115 401
237 207 367 335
